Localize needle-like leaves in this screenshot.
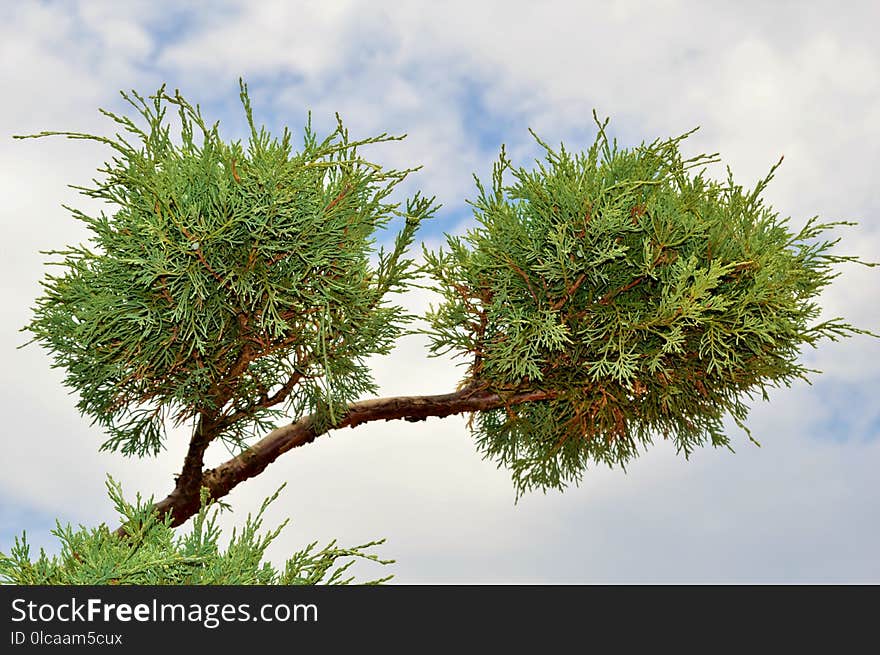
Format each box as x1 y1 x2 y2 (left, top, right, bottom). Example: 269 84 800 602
19 81 436 456
424 114 875 495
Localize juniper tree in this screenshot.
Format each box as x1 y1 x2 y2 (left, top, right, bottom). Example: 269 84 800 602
4 82 874 582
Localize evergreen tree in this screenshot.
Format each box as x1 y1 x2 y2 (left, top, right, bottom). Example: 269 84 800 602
3 83 874 583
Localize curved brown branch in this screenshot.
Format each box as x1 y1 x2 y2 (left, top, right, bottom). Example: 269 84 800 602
125 386 556 532
175 414 215 499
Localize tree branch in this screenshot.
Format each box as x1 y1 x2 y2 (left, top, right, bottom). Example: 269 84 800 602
173 413 217 502
124 386 556 532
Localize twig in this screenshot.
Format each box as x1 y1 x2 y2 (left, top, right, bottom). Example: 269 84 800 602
598 276 644 305
551 272 587 311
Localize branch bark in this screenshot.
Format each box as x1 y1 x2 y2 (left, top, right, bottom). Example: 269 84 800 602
121 386 556 533
175 413 215 499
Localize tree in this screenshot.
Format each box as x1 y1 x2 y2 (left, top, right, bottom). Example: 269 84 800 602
3 82 874 583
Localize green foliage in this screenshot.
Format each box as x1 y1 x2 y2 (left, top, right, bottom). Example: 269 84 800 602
0 478 392 585
17 78 874 513
19 81 436 455
424 113 875 495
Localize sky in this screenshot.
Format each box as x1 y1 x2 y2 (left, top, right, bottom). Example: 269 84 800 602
1 0 878 583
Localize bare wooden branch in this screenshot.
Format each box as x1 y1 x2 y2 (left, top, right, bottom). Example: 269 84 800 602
123 386 556 532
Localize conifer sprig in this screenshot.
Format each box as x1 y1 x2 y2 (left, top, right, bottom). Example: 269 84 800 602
0 478 392 585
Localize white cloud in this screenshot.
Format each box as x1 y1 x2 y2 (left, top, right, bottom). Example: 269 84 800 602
1 0 878 582
158 0 356 80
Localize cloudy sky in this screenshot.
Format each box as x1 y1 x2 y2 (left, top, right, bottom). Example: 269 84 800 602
1 0 878 583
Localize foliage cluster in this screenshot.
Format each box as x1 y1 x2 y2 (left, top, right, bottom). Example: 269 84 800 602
20 81 435 456
0 479 391 585
424 115 873 493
